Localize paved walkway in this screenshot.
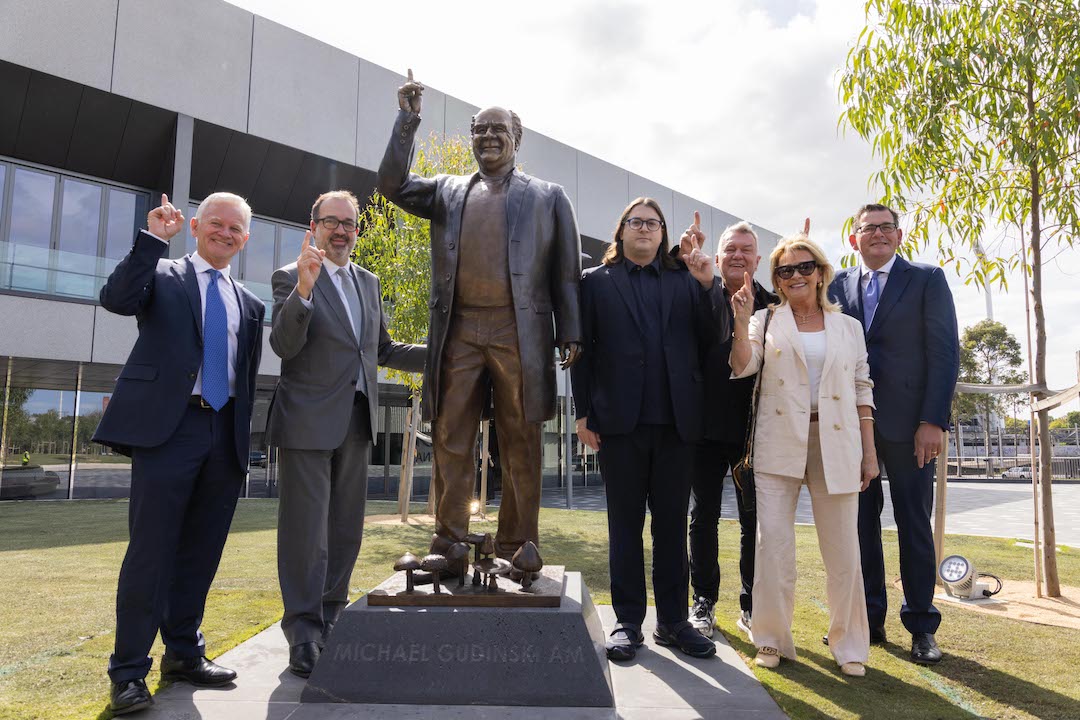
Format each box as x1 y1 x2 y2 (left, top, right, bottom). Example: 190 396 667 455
138 606 784 720
516 480 1080 548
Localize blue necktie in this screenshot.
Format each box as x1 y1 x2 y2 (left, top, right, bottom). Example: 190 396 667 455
202 269 229 411
863 270 880 329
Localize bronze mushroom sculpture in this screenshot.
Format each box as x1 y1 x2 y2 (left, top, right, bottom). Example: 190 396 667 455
394 552 422 593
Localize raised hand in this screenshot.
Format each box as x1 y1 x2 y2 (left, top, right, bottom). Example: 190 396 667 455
730 271 754 325
803 217 811 235
680 211 714 287
398 68 424 114
679 210 707 260
148 193 185 241
295 231 325 300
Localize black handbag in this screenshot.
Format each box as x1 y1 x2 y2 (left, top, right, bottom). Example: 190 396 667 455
731 308 774 512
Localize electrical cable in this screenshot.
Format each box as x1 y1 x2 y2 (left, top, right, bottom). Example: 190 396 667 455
978 572 1003 597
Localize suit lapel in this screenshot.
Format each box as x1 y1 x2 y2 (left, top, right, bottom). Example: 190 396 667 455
660 267 673 332
506 171 529 245
868 255 911 337
181 257 203 341
820 310 840 382
773 306 806 369
843 267 863 326
314 265 356 344
350 265 374 348
609 264 646 337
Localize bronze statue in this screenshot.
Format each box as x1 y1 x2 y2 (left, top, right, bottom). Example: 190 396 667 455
377 70 582 560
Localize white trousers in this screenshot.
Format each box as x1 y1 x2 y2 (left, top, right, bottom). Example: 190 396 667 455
751 422 870 665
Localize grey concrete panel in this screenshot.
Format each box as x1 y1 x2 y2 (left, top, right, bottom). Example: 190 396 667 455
627 175 672 218
112 0 252 132
517 131 578 207
0 0 117 92
90 306 138 365
444 95 480 144
0 296 94 361
248 17 358 165
576 153 629 242
672 192 713 256
355 62 447 172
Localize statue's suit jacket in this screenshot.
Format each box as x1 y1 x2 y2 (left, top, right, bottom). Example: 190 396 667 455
93 230 264 469
377 109 582 423
266 262 425 450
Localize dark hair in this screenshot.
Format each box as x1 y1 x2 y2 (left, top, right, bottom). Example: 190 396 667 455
852 203 899 227
311 190 361 222
601 197 678 270
470 108 524 149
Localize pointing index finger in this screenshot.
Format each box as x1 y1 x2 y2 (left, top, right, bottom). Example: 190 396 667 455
161 193 169 208
693 211 701 229
407 68 414 83
302 230 311 250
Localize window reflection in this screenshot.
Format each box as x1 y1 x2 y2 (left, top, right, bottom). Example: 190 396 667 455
9 168 55 293
57 180 103 297
0 385 73 500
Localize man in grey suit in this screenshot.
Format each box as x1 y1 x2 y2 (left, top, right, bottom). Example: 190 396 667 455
267 190 425 678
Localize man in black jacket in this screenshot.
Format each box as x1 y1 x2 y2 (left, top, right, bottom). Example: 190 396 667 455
572 202 724 662
686 222 777 639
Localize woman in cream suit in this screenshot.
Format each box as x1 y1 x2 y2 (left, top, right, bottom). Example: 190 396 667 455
729 233 878 677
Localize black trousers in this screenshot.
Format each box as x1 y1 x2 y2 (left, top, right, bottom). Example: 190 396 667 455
688 440 755 612
859 432 941 634
109 402 244 683
599 424 693 627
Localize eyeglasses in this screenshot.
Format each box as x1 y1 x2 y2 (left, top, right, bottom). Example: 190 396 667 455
314 216 358 232
855 222 898 235
624 217 664 232
774 260 818 279
473 122 510 136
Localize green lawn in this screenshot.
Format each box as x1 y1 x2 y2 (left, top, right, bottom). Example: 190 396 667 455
0 499 1077 720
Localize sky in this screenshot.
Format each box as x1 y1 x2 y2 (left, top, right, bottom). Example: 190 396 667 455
225 0 1079 408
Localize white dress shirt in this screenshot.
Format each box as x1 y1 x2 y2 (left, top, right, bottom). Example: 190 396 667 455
300 258 368 395
188 251 241 398
858 253 898 295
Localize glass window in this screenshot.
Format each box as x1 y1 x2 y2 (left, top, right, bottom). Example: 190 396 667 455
243 219 276 285
56 180 103 297
105 189 146 260
185 203 199 256
0 385 73 501
279 227 306 270
0 163 6 224
71 390 132 499
9 168 56 293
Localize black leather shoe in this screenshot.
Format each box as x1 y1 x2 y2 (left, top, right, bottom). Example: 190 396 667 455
911 632 942 664
289 641 320 678
109 679 153 715
160 654 236 686
824 626 886 647
605 624 645 662
653 621 717 659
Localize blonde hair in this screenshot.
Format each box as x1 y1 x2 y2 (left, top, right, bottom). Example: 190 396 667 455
768 233 840 312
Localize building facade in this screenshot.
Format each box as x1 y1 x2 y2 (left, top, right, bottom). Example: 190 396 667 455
0 0 779 502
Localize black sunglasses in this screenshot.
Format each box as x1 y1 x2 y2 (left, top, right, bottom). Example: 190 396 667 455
774 260 818 279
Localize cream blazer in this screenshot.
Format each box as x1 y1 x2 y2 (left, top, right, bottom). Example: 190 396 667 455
731 305 875 494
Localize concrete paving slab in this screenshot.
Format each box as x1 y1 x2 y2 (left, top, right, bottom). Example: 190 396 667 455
142 603 785 720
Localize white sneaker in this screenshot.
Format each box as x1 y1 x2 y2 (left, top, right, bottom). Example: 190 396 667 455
736 610 752 637
689 596 716 638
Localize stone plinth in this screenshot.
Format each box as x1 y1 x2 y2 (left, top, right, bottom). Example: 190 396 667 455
301 571 613 707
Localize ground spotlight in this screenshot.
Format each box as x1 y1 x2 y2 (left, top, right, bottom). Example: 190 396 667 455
939 554 1002 600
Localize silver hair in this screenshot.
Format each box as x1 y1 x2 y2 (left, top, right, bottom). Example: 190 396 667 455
717 221 759 253
195 192 252 231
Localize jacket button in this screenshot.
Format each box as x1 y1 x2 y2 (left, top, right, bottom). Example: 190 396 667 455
834 423 842 430
775 348 782 355
779 378 785 385
448 242 455 249
445 273 451 281
442 305 448 313
403 124 411 131
399 139 406 145
188 372 196 380
775 408 782 415
833 394 841 400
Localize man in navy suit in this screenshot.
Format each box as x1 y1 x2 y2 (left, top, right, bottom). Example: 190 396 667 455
829 203 959 665
572 201 723 662
94 192 265 714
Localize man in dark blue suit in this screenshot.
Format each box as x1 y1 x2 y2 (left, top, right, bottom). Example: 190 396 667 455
572 201 724 662
93 192 265 714
829 203 959 665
